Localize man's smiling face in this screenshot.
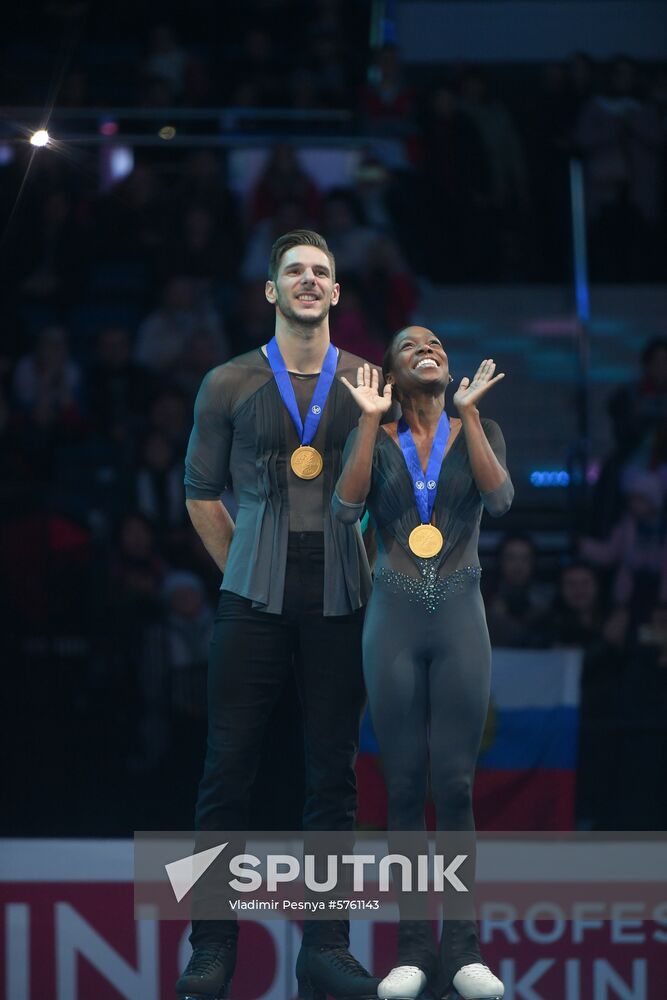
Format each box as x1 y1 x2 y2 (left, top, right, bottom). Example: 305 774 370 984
266 245 340 326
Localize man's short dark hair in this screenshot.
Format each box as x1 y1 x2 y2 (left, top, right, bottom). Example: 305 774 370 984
268 230 336 282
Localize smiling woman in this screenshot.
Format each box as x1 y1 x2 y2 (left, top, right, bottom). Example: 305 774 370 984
333 326 512 1000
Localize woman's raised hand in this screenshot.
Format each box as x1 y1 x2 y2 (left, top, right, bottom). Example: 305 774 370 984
340 363 393 418
453 359 505 413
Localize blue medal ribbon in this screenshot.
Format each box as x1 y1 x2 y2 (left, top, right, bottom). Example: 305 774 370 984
266 336 338 445
397 411 450 524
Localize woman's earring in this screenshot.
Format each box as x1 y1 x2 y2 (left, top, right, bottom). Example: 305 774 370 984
449 374 454 383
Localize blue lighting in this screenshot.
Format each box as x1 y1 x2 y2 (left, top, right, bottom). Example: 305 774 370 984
530 470 570 488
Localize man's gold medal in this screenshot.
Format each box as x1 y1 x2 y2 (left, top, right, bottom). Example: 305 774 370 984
290 445 323 480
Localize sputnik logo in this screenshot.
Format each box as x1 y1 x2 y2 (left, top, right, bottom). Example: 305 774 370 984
165 842 227 902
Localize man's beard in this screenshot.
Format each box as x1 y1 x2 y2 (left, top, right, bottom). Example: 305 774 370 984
276 292 331 328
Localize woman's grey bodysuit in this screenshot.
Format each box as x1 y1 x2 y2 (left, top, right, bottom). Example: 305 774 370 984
334 417 513 981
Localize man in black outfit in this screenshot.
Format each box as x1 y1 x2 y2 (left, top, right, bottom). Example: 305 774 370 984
176 230 380 1000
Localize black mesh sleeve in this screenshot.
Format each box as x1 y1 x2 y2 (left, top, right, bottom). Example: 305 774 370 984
332 425 373 524
184 366 233 499
479 418 514 517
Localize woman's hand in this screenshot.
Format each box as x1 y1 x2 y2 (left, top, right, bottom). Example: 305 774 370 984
340 363 393 418
453 359 505 413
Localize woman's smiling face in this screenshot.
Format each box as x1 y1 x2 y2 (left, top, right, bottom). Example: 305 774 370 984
386 326 450 398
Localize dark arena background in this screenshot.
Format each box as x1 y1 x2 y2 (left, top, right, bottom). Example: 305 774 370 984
1 2 667 998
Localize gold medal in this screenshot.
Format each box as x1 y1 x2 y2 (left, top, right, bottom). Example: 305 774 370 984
408 524 444 558
290 445 323 480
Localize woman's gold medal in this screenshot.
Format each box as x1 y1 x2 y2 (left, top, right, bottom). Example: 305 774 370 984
408 523 444 558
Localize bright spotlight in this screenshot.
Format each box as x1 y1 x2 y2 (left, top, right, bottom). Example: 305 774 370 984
30 129 50 147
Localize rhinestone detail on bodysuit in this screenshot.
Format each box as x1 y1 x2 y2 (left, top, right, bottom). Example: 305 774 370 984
375 563 481 613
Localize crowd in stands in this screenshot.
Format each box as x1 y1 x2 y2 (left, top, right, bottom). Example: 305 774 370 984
2 5 666 280
1 5 666 834
482 339 667 830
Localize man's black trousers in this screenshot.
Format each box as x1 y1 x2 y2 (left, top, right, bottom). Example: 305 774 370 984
191 532 366 949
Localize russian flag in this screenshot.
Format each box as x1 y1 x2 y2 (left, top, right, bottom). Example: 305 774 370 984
356 648 582 831
475 648 582 831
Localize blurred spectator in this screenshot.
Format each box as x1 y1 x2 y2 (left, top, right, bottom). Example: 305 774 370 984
248 145 322 227
352 153 423 276
610 604 667 828
174 151 241 226
525 63 574 280
458 67 530 275
636 603 667 667
0 384 33 485
609 337 667 462
88 327 153 443
233 280 275 351
229 29 281 106
133 429 187 539
94 163 166 258
575 602 629 829
169 159 243 296
306 31 349 108
111 512 167 623
331 276 385 364
287 69 324 112
143 22 213 106
362 45 414 126
138 73 175 109
352 155 400 236
417 82 492 280
573 56 664 280
149 386 192 451
592 338 667 535
580 468 667 615
143 23 187 100
12 326 83 427
161 570 213 719
134 276 229 375
0 506 93 630
174 328 226 405
159 205 240 293
241 201 314 282
485 534 552 647
102 512 168 789
362 235 417 337
567 52 597 117
16 190 85 309
545 562 606 647
459 67 529 215
58 69 90 107
649 65 667 118
307 0 345 39
322 187 380 272
130 571 212 804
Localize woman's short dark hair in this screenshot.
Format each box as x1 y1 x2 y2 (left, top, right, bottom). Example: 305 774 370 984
381 337 398 382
